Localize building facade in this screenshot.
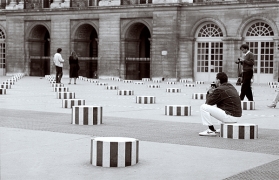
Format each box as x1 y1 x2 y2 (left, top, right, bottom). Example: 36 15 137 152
0 0 279 83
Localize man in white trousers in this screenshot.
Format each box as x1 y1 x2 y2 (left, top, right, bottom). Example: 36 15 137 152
199 72 242 136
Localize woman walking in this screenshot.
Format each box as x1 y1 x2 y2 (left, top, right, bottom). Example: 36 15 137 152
68 51 79 84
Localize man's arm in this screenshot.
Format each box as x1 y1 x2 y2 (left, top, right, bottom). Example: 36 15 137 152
243 53 254 65
58 54 64 63
206 89 222 105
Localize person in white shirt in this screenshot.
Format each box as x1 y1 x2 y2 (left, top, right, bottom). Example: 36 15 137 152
53 48 64 83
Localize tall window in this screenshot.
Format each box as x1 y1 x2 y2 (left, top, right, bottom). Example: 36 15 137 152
0 29 5 74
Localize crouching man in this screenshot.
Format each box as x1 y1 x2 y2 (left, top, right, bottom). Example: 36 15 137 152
199 72 242 136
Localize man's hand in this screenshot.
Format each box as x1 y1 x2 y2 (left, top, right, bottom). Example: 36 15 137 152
207 87 215 94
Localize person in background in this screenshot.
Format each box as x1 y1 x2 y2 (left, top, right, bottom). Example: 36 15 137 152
267 89 279 108
68 51 79 85
53 48 64 84
199 72 242 136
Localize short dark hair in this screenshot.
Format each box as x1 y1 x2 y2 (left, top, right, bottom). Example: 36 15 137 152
240 44 249 50
57 48 62 53
216 72 228 84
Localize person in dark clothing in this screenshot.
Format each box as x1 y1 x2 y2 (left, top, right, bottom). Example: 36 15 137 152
236 44 254 101
199 72 242 136
68 51 79 85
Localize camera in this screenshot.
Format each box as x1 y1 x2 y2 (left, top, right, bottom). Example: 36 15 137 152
211 82 217 88
235 58 241 64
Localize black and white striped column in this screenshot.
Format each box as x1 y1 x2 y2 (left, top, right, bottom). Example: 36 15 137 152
166 81 176 85
136 96 155 104
57 92 75 99
0 88 6 95
3 81 14 85
142 78 150 81
220 123 258 139
241 101 255 110
269 85 278 88
123 80 133 83
1 84 11 89
72 106 102 125
148 84 160 88
53 87 69 92
165 105 191 116
106 86 118 90
192 93 207 100
62 99 85 108
166 88 181 93
51 83 64 87
90 137 139 167
134 82 144 85
179 79 188 83
268 82 277 85
117 90 134 95
152 79 162 83
185 84 195 87
88 79 99 83
96 82 108 86
195 81 204 84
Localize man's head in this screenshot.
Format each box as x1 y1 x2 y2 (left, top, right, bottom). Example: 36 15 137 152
216 72 228 86
240 44 249 53
57 48 62 53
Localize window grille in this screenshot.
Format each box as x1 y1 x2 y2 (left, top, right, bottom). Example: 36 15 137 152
198 24 223 37
246 22 274 36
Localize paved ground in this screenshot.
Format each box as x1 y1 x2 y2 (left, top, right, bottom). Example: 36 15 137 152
0 75 279 180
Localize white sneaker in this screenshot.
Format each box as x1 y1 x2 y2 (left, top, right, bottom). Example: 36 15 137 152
215 129 220 133
199 129 217 136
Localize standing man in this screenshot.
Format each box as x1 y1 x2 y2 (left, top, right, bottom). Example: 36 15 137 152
199 72 242 136
53 48 64 83
236 44 254 101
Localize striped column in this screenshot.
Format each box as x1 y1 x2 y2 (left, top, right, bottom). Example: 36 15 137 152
3 81 14 85
166 81 176 85
117 90 134 95
270 85 278 88
114 78 122 81
106 85 118 90
167 78 177 82
123 80 133 83
192 93 207 100
241 101 255 110
148 84 160 88
136 96 155 104
0 88 6 95
72 106 102 125
90 137 139 167
62 99 85 108
165 105 191 116
51 83 64 87
195 81 204 84
1 84 11 89
268 82 277 85
179 79 188 83
96 82 108 86
185 84 195 87
166 88 181 93
134 82 144 85
57 92 75 99
88 79 99 83
53 87 69 92
220 123 258 139
152 79 162 83
142 78 150 81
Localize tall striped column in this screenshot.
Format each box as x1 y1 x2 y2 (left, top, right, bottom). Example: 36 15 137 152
241 101 255 110
62 99 85 108
117 90 134 95
90 137 139 167
165 105 191 116
192 93 207 100
136 96 155 104
0 88 6 95
53 87 69 92
166 88 181 93
57 92 75 99
220 123 258 139
72 106 102 125
148 84 160 88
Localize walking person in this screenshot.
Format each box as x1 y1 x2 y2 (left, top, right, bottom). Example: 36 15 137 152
267 89 279 108
199 72 242 136
68 51 79 85
53 48 64 83
235 44 254 101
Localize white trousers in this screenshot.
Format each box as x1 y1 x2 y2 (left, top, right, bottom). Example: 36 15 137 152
200 104 240 126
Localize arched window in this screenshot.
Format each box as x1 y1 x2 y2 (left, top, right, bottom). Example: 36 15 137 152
246 22 274 36
0 29 5 39
198 24 223 37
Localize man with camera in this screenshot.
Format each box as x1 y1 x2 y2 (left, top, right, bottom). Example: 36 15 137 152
199 72 242 136
235 44 254 101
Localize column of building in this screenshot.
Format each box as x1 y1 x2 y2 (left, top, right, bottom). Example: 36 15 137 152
273 37 279 81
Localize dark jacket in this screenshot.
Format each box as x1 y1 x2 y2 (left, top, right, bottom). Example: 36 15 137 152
241 52 254 72
206 83 242 117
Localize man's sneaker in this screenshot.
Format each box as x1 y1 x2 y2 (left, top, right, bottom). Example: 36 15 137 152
199 129 217 136
215 129 220 133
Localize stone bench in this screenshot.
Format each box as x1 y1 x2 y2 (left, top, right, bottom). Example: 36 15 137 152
0 88 6 95
53 87 69 92
117 90 134 95
241 101 255 110
1 84 11 89
136 96 155 104
72 106 102 125
106 85 118 90
165 105 191 116
220 123 258 139
57 92 75 99
166 88 181 93
148 84 160 88
90 137 139 167
192 93 207 100
62 99 85 108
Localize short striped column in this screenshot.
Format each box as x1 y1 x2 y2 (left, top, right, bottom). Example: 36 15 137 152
241 101 255 110
152 79 162 83
3 81 14 85
134 82 144 85
62 99 85 108
106 85 118 90
220 123 258 139
53 87 69 92
142 78 150 81
179 79 188 83
166 81 176 85
167 78 177 82
192 93 207 100
166 88 181 93
88 79 99 83
1 84 11 89
268 82 277 85
270 85 278 88
72 106 102 125
114 78 122 81
185 84 195 87
123 80 133 83
195 81 204 84
165 105 191 116
117 90 134 95
96 82 108 86
0 88 6 95
51 83 64 87
136 96 155 104
90 137 139 167
57 92 75 99
148 84 160 88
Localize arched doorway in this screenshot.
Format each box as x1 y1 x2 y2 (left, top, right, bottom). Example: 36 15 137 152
28 25 50 76
0 28 5 76
194 23 224 82
125 23 151 80
72 24 98 78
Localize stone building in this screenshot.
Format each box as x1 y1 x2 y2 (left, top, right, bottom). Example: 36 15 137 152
0 0 278 83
